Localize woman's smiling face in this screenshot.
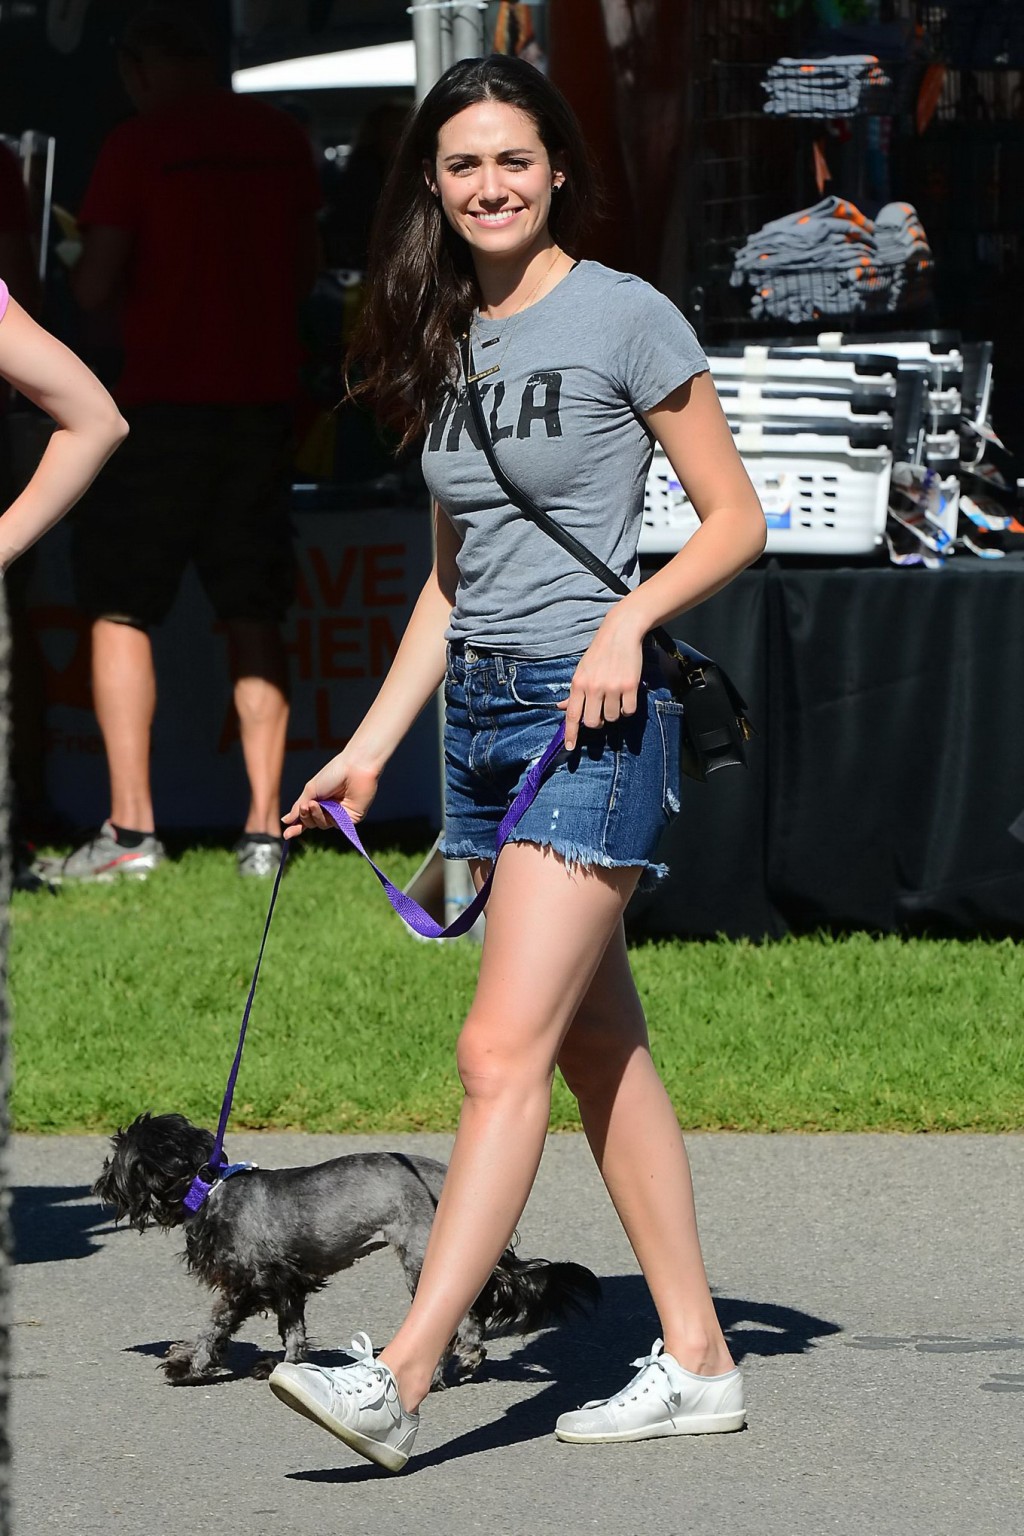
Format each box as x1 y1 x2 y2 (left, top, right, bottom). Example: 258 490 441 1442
432 100 562 259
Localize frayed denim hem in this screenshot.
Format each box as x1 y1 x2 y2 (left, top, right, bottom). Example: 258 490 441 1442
441 835 668 891
440 836 493 863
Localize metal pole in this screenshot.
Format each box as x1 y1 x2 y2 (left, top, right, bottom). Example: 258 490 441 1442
405 3 488 939
452 3 486 61
438 2 455 72
411 1 444 103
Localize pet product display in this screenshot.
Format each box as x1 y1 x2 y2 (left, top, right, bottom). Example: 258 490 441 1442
761 55 894 117
730 197 934 323
639 328 1019 568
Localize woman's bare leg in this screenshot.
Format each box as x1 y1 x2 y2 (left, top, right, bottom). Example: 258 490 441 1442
556 923 735 1377
378 843 641 1412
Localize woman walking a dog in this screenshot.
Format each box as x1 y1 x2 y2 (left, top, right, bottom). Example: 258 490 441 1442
274 54 765 1471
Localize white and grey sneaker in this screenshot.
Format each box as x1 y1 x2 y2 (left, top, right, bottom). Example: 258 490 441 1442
269 1333 419 1473
35 820 166 884
555 1338 745 1443
234 832 285 878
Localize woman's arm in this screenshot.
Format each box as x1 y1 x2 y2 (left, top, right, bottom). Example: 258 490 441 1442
283 502 460 833
561 372 766 749
618 371 766 638
0 297 129 571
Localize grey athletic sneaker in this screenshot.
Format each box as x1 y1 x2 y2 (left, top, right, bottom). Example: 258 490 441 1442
269 1333 419 1473
234 833 285 878
555 1338 745 1443
38 820 166 884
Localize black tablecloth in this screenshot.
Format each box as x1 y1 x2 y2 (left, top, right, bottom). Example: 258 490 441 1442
629 561 1024 939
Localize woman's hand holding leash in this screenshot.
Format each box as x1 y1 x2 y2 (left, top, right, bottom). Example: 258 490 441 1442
558 608 646 752
282 755 380 839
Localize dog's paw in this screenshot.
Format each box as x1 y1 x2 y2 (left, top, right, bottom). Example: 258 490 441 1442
162 1343 208 1384
251 1353 281 1380
441 1343 487 1387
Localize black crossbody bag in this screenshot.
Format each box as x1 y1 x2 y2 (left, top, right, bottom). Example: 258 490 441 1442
458 332 753 781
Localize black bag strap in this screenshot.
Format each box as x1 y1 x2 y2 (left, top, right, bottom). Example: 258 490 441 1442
458 330 687 669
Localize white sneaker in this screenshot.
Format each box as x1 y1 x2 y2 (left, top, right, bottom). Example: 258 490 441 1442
269 1333 419 1472
555 1338 745 1443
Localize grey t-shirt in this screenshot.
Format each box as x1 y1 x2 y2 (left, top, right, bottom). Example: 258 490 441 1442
421 259 708 659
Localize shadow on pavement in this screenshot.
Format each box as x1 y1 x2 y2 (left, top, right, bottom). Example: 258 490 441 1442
11 1186 111 1265
287 1275 841 1482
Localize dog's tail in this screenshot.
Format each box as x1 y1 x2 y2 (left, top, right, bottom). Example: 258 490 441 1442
478 1251 601 1335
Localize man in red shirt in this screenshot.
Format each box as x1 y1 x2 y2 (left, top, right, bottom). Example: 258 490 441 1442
60 5 320 880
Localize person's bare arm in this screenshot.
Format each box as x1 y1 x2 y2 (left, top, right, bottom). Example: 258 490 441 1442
0 230 42 316
627 371 767 625
70 224 133 312
561 372 766 748
0 297 128 570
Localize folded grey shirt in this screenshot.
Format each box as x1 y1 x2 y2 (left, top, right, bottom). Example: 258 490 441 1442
422 259 708 659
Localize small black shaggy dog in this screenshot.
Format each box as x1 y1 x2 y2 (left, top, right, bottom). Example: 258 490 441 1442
93 1112 599 1386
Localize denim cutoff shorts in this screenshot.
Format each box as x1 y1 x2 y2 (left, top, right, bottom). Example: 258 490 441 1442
442 643 685 884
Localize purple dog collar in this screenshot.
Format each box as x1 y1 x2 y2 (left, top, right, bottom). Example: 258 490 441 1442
183 1159 257 1213
183 1165 222 1213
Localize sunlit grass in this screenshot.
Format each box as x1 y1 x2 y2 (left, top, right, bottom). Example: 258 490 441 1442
10 843 1024 1133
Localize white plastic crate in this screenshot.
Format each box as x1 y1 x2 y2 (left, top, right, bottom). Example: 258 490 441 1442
921 430 960 470
715 375 897 406
813 332 964 386
719 391 894 436
641 436 891 556
709 350 899 395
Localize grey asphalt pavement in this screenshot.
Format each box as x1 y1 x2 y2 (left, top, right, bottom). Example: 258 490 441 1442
10 1131 1023 1535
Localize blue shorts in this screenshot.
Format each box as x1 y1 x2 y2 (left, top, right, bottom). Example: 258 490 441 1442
442 644 684 884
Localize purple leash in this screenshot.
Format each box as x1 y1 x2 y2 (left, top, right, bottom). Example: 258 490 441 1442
317 720 566 938
183 842 290 1212
183 719 567 1211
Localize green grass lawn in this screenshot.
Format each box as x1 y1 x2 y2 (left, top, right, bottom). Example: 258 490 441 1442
9 841 1024 1134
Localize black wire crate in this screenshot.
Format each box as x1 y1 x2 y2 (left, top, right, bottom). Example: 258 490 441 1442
708 57 917 121
916 1 1024 69
722 259 934 329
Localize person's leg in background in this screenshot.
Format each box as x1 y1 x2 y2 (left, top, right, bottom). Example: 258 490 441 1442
203 405 295 875
36 612 168 882
224 618 289 839
42 412 191 881
91 615 157 832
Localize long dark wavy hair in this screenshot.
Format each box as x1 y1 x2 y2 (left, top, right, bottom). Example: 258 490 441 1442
346 54 601 450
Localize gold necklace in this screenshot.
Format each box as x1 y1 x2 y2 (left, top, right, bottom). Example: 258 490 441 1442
466 248 565 385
